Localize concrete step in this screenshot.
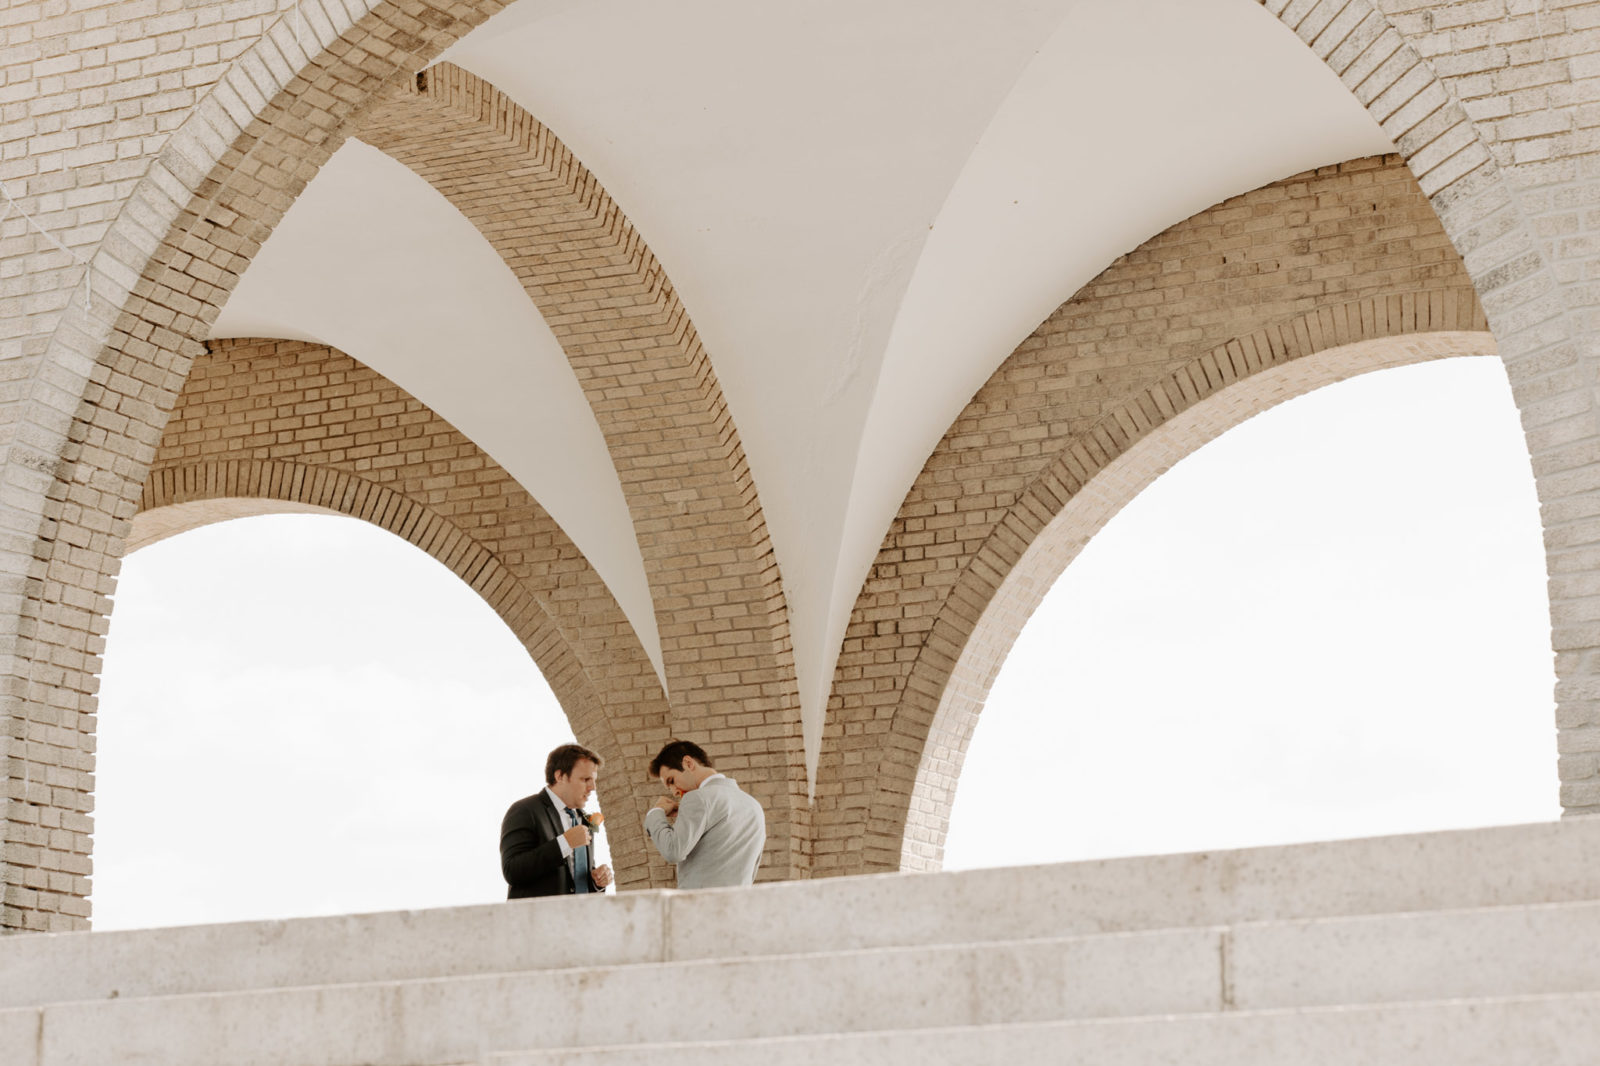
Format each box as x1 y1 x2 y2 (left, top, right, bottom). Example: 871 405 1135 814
1228 897 1600 1010
0 891 663 1011
488 992 1600 1066
9 897 1600 1066
688 815 1600 964
7 817 1599 1008
4 928 1221 1066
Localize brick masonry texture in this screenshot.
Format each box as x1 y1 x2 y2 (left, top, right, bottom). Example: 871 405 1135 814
144 337 676 891
809 154 1491 877
3 0 1599 927
357 65 811 883
1 0 516 931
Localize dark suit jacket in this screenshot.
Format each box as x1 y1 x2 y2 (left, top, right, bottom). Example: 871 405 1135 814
500 789 601 899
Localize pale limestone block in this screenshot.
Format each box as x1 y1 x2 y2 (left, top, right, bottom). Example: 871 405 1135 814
488 993 1600 1066
0 893 666 1008
33 930 1221 1066
0 1008 40 1066
668 819 1600 962
1229 899 1600 1009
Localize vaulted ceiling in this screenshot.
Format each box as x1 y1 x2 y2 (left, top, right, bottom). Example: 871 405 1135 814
210 0 1394 767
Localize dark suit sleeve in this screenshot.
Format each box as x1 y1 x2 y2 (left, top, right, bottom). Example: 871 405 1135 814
500 799 567 888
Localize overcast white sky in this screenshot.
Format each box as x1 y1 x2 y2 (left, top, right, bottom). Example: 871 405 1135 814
89 355 1560 930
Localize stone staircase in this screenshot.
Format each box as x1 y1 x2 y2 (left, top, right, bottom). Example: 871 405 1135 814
4 818 1600 1065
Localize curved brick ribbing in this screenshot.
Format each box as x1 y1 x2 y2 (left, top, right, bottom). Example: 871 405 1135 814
142 338 674 889
811 157 1491 877
1 0 512 930
357 65 809 879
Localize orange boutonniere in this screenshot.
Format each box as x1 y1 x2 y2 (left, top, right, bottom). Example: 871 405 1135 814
580 811 604 835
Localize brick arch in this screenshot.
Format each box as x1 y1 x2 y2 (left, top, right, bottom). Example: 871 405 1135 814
131 468 659 881
139 336 676 889
803 0 1600 878
3 0 519 929
5 0 1594 930
137 459 631 790
355 64 808 878
811 155 1492 877
1256 0 1543 324
135 463 610 751
1257 4 1600 811
900 326 1496 869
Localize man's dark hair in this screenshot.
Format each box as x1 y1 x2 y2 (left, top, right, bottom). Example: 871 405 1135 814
649 739 712 777
545 743 603 785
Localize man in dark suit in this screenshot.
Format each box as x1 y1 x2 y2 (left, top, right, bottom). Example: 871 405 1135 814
500 743 614 898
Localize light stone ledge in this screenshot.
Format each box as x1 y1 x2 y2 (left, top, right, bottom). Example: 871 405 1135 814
0 1008 37 1066
0 893 668 1009
2 819 1598 1011
6 900 1600 1064
1230 898 1600 1010
0 813 1593 1005
2 929 1223 1066
665 817 1600 961
488 992 1600 1066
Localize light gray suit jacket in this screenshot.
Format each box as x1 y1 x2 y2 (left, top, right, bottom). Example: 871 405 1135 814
643 774 765 889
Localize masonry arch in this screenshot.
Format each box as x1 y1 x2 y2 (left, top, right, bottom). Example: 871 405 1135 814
124 485 662 890
903 329 1500 869
2 0 807 930
2 0 520 929
811 150 1496 876
4 0 1593 930
136 460 620 767
1255 3 1600 813
136 336 677 888
93 507 600 927
806 2 1590 878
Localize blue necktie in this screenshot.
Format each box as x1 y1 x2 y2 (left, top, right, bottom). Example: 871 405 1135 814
564 807 591 893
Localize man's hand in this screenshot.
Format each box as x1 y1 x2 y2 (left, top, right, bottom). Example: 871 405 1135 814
653 795 679 817
562 823 591 848
592 864 614 889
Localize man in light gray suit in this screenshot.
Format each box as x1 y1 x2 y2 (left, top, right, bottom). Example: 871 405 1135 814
644 740 766 889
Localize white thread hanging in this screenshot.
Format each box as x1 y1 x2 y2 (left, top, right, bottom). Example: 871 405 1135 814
0 181 93 313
